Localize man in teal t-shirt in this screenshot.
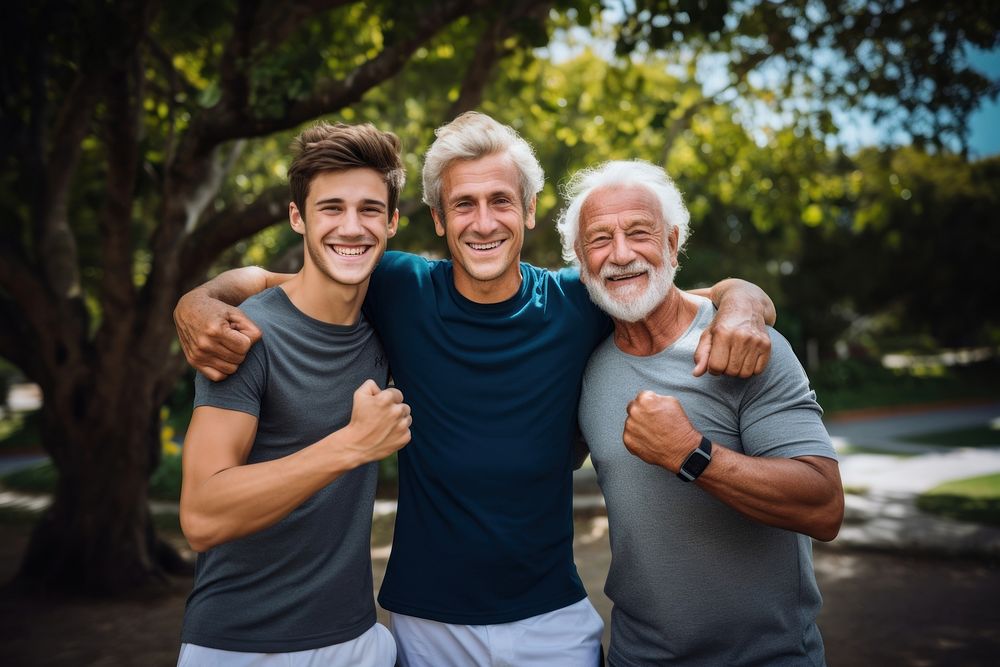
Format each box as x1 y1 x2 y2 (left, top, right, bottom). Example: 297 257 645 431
175 113 777 666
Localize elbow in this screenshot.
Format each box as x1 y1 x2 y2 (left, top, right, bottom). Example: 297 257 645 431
810 489 845 543
180 507 220 553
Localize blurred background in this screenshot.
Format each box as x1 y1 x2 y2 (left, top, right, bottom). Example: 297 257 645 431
1 1 998 664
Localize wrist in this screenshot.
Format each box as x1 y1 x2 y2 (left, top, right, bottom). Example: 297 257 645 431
324 427 367 473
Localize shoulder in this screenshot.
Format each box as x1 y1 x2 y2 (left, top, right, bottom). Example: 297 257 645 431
740 327 822 411
526 263 589 304
374 250 443 277
369 251 448 296
524 263 611 342
761 328 807 378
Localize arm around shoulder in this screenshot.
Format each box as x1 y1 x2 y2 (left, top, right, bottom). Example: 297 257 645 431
174 267 293 380
689 278 776 378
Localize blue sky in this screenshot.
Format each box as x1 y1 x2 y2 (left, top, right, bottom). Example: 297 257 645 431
545 22 1000 158
967 47 1000 158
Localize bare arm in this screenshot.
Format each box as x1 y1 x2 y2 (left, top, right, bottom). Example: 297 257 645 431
688 279 776 378
622 391 844 542
180 380 411 552
173 267 294 380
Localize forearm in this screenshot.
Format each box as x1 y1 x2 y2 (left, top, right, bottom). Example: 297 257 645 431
695 449 843 541
181 431 361 551
689 279 776 326
195 266 291 306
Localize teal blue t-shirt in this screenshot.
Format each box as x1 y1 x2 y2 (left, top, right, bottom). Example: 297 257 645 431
366 251 611 624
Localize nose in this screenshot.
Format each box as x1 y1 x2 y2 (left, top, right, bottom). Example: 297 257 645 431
470 201 497 235
608 231 635 265
341 207 365 236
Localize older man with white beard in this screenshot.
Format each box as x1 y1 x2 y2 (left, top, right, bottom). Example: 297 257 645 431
558 160 845 667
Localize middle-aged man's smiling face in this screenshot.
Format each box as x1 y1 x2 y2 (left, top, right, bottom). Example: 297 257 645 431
432 152 536 303
577 184 679 323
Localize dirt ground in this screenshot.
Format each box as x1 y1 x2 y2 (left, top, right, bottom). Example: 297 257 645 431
1 514 999 666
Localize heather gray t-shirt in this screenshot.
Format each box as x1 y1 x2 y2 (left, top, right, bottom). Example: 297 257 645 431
181 287 389 653
580 297 837 667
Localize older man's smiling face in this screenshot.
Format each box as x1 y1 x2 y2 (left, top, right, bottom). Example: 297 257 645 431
577 184 678 322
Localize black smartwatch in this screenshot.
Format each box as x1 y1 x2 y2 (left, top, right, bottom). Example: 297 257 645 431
677 436 713 482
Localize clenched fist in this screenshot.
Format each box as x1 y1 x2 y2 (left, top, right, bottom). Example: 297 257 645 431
341 379 412 465
623 391 702 473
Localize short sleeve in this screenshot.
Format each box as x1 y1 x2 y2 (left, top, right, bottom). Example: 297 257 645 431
193 340 268 418
738 331 837 461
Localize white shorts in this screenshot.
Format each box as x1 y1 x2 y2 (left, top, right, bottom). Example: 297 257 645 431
390 597 604 667
177 622 396 667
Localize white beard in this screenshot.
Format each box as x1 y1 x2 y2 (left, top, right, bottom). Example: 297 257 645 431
582 258 675 323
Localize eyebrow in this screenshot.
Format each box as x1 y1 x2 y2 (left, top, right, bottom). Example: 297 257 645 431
583 217 657 236
314 197 387 208
447 189 516 204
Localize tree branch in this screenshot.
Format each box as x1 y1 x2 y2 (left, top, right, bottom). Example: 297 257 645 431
36 68 102 299
447 1 552 117
183 0 487 156
177 184 289 286
250 0 356 56
97 50 144 320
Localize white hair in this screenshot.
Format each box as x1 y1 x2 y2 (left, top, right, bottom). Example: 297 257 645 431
422 112 544 218
556 160 690 265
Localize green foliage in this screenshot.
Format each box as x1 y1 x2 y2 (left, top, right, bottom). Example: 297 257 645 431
0 410 41 452
917 474 1000 527
813 360 1000 414
783 150 1000 355
902 425 1000 448
149 453 182 502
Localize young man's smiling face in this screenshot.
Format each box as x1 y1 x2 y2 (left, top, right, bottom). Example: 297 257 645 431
290 168 398 288
432 152 536 303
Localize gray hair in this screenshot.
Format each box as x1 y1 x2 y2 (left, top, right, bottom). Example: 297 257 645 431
556 160 690 265
422 112 544 217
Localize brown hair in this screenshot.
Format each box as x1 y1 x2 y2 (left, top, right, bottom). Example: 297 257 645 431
288 122 405 220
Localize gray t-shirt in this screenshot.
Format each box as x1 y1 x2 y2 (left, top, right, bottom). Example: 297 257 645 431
580 297 837 667
181 287 389 653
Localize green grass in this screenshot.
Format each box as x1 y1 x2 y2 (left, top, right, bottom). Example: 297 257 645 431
1 461 57 494
916 473 1000 526
901 425 1000 448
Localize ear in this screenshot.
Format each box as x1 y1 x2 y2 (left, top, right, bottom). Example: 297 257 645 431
524 195 537 230
289 202 305 236
387 209 400 239
431 208 446 238
668 225 680 267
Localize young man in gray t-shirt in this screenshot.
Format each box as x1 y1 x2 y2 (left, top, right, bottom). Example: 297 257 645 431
558 160 844 666
177 123 411 666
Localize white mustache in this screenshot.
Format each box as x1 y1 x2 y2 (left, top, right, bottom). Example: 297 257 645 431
601 260 652 280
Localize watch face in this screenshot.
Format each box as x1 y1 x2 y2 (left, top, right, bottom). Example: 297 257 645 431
678 439 712 482
683 450 711 477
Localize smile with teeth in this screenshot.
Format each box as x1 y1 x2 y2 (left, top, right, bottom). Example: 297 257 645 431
330 244 369 256
468 240 503 251
606 271 645 282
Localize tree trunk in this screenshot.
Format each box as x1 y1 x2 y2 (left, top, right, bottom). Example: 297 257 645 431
18 379 188 594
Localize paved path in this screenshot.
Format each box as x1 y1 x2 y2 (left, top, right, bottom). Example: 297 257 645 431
826 401 1000 555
